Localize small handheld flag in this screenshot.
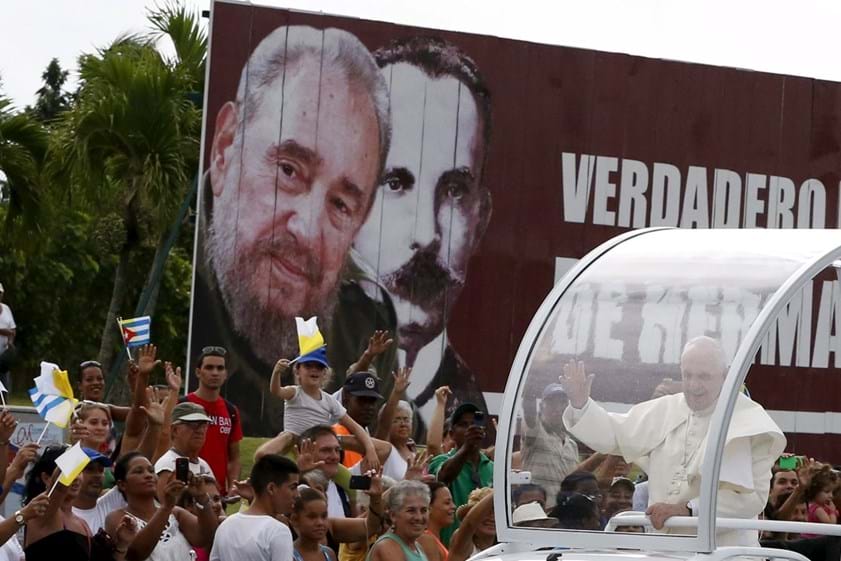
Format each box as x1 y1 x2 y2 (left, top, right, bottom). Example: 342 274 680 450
295 316 325 357
29 361 77 430
35 362 74 399
119 316 151 348
54 442 91 489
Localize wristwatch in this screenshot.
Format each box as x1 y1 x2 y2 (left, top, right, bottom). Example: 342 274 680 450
13 510 24 526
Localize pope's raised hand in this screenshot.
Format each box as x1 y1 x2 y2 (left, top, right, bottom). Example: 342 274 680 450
559 359 593 409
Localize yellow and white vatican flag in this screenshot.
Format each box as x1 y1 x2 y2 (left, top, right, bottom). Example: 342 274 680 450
295 316 325 357
52 442 91 492
29 362 78 442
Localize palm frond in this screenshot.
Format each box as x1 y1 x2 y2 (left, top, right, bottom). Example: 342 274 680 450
52 35 200 235
147 1 207 89
0 95 48 230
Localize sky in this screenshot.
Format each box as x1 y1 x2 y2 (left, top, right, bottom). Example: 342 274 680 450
3 0 841 111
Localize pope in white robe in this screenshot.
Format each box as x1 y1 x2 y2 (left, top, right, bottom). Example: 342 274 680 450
560 336 786 546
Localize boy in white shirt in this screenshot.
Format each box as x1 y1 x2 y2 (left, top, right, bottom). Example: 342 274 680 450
210 455 299 561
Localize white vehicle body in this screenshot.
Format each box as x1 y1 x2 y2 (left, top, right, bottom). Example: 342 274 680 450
490 228 841 561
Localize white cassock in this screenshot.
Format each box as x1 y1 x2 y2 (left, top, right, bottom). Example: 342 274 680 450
563 392 786 546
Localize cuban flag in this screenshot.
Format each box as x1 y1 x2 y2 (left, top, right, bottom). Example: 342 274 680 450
119 316 151 348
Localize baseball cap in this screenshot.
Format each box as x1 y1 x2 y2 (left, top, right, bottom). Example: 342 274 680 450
295 346 329 368
171 402 212 424
513 501 553 524
343 371 382 399
82 447 113 467
450 402 481 424
541 383 566 399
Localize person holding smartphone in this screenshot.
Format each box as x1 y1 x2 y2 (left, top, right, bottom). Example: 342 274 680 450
428 403 493 546
154 402 214 501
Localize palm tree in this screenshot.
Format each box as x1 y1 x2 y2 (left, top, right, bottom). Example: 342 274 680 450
51 12 202 372
0 95 48 237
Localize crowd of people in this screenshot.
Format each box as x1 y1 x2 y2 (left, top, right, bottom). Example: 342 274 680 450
0 328 838 561
0 330 503 561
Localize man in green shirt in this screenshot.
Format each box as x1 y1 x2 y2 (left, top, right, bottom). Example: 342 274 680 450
429 403 494 545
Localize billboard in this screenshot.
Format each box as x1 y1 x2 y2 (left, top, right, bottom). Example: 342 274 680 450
189 0 841 449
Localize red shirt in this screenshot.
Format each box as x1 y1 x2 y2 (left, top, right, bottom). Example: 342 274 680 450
186 393 243 493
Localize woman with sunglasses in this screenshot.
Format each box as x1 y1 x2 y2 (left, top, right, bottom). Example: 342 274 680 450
104 451 218 561
71 402 112 453
77 360 130 457
376 395 415 478
23 445 137 560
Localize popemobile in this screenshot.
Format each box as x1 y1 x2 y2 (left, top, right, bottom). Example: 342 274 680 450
483 228 841 561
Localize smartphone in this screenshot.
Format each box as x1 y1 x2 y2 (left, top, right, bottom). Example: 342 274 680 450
777 455 799 470
175 457 190 483
510 471 533 485
349 475 372 490
473 411 485 426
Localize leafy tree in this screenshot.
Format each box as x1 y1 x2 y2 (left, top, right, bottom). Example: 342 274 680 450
0 95 47 236
0 207 115 380
49 4 204 377
147 1 207 92
28 58 72 123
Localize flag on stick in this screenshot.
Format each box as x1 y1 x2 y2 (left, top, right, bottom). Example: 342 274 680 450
29 362 76 429
35 362 74 399
55 442 90 487
295 316 325 357
118 316 151 348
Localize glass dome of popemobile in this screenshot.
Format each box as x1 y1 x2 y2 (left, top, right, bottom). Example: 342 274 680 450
480 228 841 561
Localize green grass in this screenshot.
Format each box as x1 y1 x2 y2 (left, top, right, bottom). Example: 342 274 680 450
226 436 268 514
239 436 269 481
8 392 31 407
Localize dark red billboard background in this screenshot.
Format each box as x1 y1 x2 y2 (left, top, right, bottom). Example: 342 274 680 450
190 0 841 453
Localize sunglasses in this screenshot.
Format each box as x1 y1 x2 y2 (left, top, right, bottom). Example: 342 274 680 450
201 346 227 356
74 400 108 411
79 360 102 370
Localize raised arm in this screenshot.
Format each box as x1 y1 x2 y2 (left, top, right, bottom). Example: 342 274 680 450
175 474 219 547
0 443 37 506
775 458 815 521
123 478 185 560
0 410 17 484
435 425 483 485
0 493 47 546
269 359 292 398
137 387 165 461
26 468 69 545
350 330 393 374
425 386 451 458
336 435 393 464
108 405 131 423
340 414 380 471
374 368 411 440
153 363 181 460
122 345 160 454
558 359 593 410
329 469 385 542
448 491 494 561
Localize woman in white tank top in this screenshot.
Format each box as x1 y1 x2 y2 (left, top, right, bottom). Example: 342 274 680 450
103 452 218 560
